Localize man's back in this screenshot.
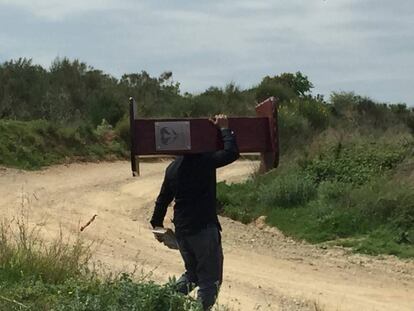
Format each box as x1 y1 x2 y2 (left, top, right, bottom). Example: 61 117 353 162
150 128 239 236
150 115 239 310
168 152 226 236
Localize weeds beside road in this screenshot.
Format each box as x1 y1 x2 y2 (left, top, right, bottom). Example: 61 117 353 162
218 131 414 258
0 214 203 311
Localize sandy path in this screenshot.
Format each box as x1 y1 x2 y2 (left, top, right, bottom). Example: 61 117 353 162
0 161 413 311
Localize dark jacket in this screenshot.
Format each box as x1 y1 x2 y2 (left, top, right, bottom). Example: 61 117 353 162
150 128 239 236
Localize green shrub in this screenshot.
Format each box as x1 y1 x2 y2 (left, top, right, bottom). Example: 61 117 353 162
407 113 414 134
293 98 330 130
51 275 202 311
349 180 414 234
258 172 317 208
217 181 260 223
0 275 203 311
304 142 408 185
255 83 296 103
317 180 353 204
95 118 113 137
0 119 128 169
57 126 83 147
115 115 131 148
278 106 311 152
338 228 414 257
79 123 96 138
0 218 92 285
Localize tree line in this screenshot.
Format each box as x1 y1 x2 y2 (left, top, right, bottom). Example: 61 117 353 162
0 57 413 136
0 58 319 123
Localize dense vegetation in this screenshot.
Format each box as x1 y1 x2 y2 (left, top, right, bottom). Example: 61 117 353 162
218 95 414 257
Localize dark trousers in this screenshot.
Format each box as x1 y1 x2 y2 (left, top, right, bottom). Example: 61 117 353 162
175 225 223 310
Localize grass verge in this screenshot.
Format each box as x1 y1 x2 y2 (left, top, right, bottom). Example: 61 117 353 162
218 135 414 258
0 215 203 311
0 119 128 170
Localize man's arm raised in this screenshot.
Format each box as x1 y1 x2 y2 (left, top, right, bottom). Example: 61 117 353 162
208 114 240 168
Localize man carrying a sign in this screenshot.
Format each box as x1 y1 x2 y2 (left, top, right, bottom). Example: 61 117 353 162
150 114 239 310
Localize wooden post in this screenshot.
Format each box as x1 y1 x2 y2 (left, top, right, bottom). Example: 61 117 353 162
129 97 139 176
255 97 279 173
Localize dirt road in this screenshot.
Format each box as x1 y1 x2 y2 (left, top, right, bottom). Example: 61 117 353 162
0 161 413 311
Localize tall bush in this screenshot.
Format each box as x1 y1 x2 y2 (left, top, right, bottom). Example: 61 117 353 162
259 172 317 208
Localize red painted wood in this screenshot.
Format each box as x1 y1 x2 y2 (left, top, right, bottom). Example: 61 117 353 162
255 97 279 171
132 117 271 155
128 97 279 175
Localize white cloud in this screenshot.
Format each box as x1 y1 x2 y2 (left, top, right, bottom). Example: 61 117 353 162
0 0 131 20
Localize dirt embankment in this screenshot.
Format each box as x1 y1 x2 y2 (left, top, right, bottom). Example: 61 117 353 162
0 161 413 311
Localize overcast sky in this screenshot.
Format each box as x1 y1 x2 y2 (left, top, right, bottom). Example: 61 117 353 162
0 0 413 105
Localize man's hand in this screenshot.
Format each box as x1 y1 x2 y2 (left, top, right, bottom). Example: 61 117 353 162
152 227 166 243
152 227 179 249
209 114 229 129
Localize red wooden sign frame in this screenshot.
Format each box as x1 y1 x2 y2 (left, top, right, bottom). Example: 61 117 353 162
129 97 279 176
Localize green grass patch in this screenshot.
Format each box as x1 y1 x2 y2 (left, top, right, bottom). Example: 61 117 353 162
333 228 414 258
0 275 202 311
217 181 262 224
258 172 317 208
302 141 409 185
0 119 128 169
